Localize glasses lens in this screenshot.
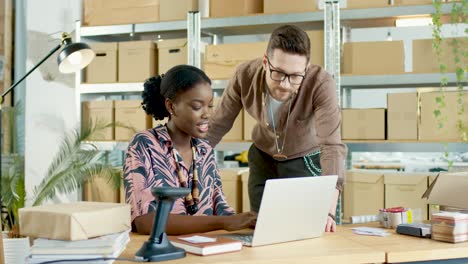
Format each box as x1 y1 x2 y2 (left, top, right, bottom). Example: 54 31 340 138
271 70 286 82
289 75 305 85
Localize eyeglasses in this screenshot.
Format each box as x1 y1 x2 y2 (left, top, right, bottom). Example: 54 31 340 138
266 57 306 85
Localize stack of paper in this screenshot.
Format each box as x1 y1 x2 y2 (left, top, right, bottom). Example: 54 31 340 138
352 227 390 237
432 212 468 243
27 230 130 264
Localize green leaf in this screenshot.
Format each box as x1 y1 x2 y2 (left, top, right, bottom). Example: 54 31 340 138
434 109 441 117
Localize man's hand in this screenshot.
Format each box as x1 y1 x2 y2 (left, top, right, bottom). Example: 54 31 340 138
325 214 336 232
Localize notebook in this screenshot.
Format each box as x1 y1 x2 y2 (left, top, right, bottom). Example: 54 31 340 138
169 234 242 256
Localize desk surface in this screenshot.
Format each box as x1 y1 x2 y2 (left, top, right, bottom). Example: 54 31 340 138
116 231 384 264
116 223 468 264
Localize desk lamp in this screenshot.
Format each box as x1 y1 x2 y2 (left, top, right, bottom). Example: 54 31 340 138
135 187 190 262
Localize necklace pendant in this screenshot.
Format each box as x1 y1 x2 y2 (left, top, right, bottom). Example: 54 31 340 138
273 153 288 161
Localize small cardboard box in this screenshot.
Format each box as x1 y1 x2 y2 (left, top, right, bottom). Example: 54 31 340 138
343 170 384 220
153 117 169 128
19 202 131 240
384 173 430 220
160 0 198 21
307 30 324 66
83 0 160 26
423 172 468 210
264 0 316 14
115 100 152 141
393 0 433 6
219 168 248 213
85 42 118 83
419 91 468 141
119 41 157 83
213 97 243 141
243 109 256 141
241 170 250 213
387 92 418 140
158 39 187 74
413 38 467 73
341 108 386 140
82 100 114 141
210 0 263 18
342 41 405 75
204 42 267 79
83 177 120 203
346 0 388 9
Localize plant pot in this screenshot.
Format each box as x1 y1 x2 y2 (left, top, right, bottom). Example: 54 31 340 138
2 232 30 264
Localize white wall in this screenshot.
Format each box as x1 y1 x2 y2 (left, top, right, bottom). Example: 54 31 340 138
24 0 81 205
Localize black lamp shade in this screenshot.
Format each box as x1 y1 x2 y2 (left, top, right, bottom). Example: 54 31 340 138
57 42 95 73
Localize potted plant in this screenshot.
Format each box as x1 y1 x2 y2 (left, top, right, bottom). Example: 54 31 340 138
1 120 121 263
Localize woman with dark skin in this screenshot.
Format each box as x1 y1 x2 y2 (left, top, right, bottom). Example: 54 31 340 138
124 65 257 235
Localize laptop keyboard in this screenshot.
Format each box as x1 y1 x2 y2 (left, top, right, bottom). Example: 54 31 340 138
220 234 253 246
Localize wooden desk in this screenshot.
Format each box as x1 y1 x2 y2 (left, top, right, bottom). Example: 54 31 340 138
336 223 468 263
116 232 385 264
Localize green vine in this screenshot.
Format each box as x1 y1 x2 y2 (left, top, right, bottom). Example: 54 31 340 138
431 0 468 169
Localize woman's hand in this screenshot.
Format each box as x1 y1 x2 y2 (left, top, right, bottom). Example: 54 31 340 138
325 213 336 232
222 211 258 231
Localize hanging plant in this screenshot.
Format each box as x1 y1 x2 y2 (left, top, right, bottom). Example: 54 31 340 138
431 0 468 168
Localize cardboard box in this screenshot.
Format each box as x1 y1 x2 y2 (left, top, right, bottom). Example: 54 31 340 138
264 0 316 14
153 117 169 128
83 177 120 203
342 41 405 75
119 41 157 82
115 100 152 141
423 172 468 210
19 202 131 240
413 38 467 73
393 0 433 5
343 170 384 220
419 91 468 141
160 0 198 21
83 0 160 26
85 42 118 83
243 109 256 141
341 108 386 140
387 92 418 140
210 0 263 18
241 170 250 213
346 0 388 9
158 39 187 74
219 168 248 213
384 173 430 220
82 100 114 141
213 97 244 141
307 30 324 66
204 42 267 79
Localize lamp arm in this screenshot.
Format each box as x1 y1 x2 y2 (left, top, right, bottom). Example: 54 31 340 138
0 43 63 104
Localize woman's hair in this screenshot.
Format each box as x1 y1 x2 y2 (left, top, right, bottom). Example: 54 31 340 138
142 65 211 120
267 25 310 62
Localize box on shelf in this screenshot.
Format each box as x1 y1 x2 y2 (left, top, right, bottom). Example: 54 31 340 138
342 41 405 75
393 0 433 5
423 172 468 211
204 42 267 79
83 0 159 26
343 170 384 220
82 100 114 141
160 0 198 21
83 176 120 203
243 109 256 141
210 0 263 18
306 30 324 66
419 91 468 141
153 117 168 128
213 97 244 141
241 170 250 213
264 0 316 14
346 0 388 9
341 108 386 140
85 42 118 83
115 100 153 141
384 173 431 220
158 39 187 74
387 92 418 140
219 168 248 213
413 38 467 73
19 202 131 240
118 40 157 83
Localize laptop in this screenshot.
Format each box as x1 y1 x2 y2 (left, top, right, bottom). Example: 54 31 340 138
221 176 338 247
